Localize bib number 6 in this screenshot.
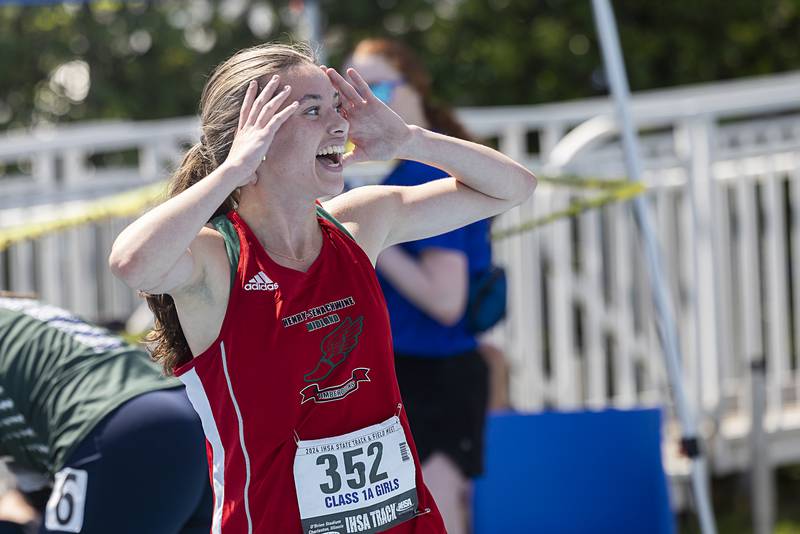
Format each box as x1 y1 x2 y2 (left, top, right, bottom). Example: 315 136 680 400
317 442 389 494
45 468 88 533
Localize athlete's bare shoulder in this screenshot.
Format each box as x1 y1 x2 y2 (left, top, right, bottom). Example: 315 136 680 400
321 185 399 265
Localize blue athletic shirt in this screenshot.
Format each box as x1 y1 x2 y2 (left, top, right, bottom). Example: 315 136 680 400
377 160 492 357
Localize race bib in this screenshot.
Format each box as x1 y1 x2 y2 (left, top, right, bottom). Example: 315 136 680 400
294 416 418 534
45 468 88 533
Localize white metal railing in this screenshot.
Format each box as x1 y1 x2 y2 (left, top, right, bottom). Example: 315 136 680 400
3 71 800 476
485 76 800 476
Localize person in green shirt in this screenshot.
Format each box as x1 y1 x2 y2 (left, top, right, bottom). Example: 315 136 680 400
0 295 212 534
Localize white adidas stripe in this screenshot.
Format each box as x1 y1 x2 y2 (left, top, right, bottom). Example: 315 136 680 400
256 271 272 284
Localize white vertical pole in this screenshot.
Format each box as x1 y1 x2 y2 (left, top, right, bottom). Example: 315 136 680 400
611 201 635 406
676 117 721 415
581 208 607 407
762 166 790 417
791 162 800 403
750 358 774 534
590 1 717 533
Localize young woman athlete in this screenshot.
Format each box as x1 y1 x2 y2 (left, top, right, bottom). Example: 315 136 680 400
109 43 536 534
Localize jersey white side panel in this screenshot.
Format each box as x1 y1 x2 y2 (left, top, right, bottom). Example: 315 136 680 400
179 368 226 534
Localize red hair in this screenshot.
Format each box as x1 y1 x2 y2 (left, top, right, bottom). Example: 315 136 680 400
352 38 473 142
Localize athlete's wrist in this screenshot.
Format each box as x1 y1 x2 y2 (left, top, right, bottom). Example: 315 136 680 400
394 125 428 161
215 160 254 190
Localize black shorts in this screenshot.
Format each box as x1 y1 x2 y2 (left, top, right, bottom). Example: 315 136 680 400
40 388 212 534
395 349 489 478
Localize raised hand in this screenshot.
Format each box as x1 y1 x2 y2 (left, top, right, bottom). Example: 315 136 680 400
324 67 412 166
224 75 299 186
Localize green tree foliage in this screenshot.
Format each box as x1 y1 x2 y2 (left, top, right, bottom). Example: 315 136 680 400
0 0 798 130
326 0 800 106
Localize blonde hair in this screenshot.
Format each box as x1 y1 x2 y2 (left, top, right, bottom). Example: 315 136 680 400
144 42 317 375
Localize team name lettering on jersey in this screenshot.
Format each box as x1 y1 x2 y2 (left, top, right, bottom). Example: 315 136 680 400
282 297 355 328
305 314 341 333
299 368 371 404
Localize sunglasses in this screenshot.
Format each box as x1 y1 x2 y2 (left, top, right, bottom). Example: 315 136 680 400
367 80 405 104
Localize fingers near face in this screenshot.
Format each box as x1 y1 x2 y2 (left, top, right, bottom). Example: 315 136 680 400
248 75 285 126
237 80 258 132
345 68 373 100
325 67 365 105
255 85 292 128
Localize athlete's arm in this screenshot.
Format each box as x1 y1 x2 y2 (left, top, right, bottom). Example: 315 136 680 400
109 76 298 294
321 68 536 258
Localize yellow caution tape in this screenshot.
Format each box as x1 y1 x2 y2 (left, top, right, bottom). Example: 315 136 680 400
491 180 646 241
537 174 638 190
120 331 149 346
0 181 167 252
0 175 645 251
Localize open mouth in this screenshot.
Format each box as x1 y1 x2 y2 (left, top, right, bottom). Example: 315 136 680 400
315 145 344 169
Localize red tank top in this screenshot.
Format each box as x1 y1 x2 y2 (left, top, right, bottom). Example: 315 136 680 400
174 208 445 534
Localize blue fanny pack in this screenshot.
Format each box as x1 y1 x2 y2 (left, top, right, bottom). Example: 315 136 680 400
466 265 507 334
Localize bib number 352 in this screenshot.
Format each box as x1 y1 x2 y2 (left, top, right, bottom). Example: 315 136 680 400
316 441 388 494
294 416 418 534
45 468 88 533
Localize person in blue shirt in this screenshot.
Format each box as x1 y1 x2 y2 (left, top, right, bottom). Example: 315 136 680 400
347 38 495 534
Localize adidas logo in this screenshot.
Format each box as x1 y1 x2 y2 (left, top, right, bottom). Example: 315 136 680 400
244 271 279 291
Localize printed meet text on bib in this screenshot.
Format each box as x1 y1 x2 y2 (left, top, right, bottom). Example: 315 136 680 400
294 416 418 534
